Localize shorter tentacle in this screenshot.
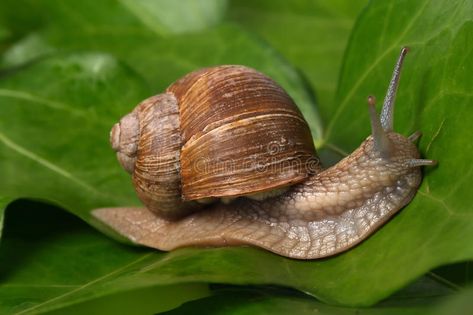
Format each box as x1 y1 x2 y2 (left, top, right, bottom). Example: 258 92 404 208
408 131 422 143
368 96 392 158
407 159 437 167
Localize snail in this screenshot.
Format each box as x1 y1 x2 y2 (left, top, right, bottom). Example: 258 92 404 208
94 47 436 259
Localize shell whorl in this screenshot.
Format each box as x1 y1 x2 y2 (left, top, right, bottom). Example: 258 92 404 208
132 93 203 218
168 65 318 200
110 111 139 174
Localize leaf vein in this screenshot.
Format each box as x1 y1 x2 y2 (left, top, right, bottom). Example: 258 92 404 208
13 253 154 315
0 89 88 117
0 131 107 198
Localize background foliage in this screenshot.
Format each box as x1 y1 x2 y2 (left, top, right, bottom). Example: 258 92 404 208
0 0 472 314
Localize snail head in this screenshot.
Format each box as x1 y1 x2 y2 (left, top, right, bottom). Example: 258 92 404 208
365 47 435 170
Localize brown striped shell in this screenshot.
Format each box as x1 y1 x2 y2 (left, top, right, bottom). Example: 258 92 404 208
111 65 318 218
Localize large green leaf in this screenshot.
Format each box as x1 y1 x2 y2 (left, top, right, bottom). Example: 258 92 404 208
164 284 473 315
0 0 472 311
0 200 209 314
228 0 368 125
0 200 458 315
163 285 447 315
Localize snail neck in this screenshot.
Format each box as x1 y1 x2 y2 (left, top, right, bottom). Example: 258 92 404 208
274 133 423 220
287 160 421 221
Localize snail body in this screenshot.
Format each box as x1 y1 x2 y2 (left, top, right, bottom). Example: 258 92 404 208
95 48 435 259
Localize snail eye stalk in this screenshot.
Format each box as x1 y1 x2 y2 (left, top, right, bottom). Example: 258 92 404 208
381 47 409 132
407 159 437 167
368 95 392 158
408 131 422 143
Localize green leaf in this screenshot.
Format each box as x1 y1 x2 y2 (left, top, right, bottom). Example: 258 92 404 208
162 289 412 315
163 285 473 315
162 282 451 315
0 200 209 314
0 200 458 315
229 0 368 124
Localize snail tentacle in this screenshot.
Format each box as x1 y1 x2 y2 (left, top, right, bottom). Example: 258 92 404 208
407 159 437 167
368 95 392 158
381 47 409 132
408 131 422 143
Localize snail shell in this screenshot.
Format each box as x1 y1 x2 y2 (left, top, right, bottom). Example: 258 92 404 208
111 65 318 218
